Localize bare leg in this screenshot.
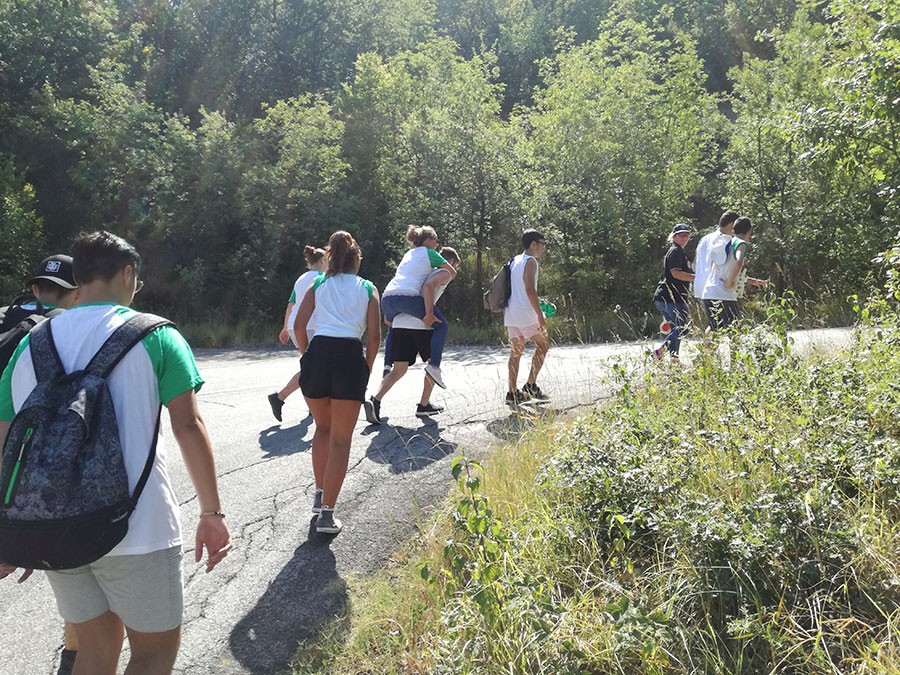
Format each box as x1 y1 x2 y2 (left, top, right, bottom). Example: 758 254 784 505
375 362 409 400
419 374 436 406
277 372 300 402
123 625 181 675
320 399 363 507
508 336 525 393
71 611 124 675
305 397 332 489
526 332 550 386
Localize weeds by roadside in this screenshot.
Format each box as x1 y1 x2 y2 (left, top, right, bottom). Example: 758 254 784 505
293 261 900 673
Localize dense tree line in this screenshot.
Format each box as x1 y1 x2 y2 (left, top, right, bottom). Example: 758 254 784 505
0 0 897 336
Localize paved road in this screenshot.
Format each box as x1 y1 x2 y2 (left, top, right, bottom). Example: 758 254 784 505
0 329 851 674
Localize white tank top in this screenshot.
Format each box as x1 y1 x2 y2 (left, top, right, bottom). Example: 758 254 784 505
504 253 540 327
308 274 374 339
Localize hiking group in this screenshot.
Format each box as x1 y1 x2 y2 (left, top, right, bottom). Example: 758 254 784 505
650 210 768 360
0 213 766 674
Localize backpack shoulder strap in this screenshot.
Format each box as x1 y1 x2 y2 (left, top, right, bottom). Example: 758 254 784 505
85 313 175 379
29 319 65 383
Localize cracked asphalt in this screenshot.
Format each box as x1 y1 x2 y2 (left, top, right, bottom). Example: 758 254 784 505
0 329 851 674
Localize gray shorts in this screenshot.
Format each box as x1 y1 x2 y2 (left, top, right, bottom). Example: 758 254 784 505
46 546 183 633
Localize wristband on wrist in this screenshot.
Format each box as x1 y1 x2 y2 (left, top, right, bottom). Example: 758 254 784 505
200 511 225 518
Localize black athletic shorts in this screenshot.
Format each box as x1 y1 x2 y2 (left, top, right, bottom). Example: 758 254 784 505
702 299 740 331
391 328 431 364
299 336 369 402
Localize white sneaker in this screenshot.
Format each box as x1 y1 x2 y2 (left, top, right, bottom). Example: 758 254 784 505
424 364 446 389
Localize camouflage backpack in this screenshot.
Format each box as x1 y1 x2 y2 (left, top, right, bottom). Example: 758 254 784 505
0 313 172 570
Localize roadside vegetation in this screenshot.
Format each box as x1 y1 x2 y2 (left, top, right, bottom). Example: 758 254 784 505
294 266 900 674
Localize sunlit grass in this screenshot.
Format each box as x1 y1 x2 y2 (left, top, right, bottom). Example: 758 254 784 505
292 293 900 673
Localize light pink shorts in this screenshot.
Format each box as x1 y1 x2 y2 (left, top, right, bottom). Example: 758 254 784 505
507 323 543 340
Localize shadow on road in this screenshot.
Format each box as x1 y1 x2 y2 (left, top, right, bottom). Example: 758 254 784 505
486 403 563 441
361 418 457 473
258 416 314 457
229 522 348 674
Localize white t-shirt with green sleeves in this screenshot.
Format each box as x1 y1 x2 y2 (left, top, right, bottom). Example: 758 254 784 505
309 274 374 339
0 303 204 556
383 247 448 297
288 270 323 339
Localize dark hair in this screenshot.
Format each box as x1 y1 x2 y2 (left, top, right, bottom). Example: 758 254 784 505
719 210 739 229
733 216 752 235
31 279 75 305
304 245 326 268
439 246 459 263
406 225 438 247
522 229 545 249
326 231 361 276
72 231 141 285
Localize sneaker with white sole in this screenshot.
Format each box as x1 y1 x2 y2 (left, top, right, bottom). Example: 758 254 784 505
312 488 323 514
363 395 382 425
416 402 444 417
424 364 446 389
316 507 343 534
382 364 393 378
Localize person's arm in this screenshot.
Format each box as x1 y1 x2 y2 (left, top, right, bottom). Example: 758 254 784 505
279 302 295 344
422 270 451 327
293 285 316 354
167 390 233 573
365 289 381 372
671 269 695 282
523 258 545 328
725 243 746 289
438 262 458 279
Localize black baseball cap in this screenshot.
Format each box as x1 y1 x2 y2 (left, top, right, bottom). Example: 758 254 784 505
28 254 78 290
671 223 692 235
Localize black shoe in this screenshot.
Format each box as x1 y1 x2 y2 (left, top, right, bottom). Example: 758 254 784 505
416 402 444 417
316 507 343 534
57 650 76 675
383 364 393 378
522 383 549 401
506 389 527 406
364 395 382 425
267 392 284 422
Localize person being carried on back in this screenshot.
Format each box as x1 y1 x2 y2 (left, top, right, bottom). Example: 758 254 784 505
380 226 458 390
365 247 460 425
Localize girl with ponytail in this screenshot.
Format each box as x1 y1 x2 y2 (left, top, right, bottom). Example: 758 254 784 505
293 231 381 535
267 245 327 422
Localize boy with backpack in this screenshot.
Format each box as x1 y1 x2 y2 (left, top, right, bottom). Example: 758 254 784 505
0 254 80 674
0 254 79 369
0 231 232 675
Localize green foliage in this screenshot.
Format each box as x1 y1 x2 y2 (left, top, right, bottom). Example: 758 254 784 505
322 289 900 673
0 0 896 342
0 157 44 298
523 17 721 310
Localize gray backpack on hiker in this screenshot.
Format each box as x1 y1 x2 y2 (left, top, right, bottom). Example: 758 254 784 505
0 313 172 570
483 258 513 313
